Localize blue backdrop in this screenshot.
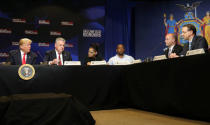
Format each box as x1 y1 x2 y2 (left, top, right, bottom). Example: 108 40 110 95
134 0 210 60
0 0 105 64
1 0 209 62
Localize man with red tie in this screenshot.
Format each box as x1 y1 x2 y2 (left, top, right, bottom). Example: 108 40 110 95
44 37 72 65
7 38 37 65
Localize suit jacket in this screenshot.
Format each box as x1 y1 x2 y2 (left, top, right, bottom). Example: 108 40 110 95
180 35 208 55
84 55 104 66
7 49 37 65
43 50 72 64
164 44 183 58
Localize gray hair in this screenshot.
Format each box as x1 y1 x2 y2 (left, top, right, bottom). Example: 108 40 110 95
55 37 66 44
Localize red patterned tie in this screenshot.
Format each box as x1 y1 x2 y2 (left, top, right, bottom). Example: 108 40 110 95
58 54 62 66
22 53 26 65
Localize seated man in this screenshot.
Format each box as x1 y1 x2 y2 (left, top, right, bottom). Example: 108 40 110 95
84 43 104 66
164 33 183 58
170 24 208 58
7 38 37 65
108 44 134 65
44 37 72 65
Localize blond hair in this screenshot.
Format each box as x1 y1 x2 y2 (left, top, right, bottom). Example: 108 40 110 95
19 38 32 46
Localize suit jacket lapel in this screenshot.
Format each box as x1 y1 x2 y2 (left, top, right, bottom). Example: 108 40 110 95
52 50 57 60
62 51 66 63
164 48 169 58
172 45 176 53
17 50 22 65
191 36 196 50
26 53 31 64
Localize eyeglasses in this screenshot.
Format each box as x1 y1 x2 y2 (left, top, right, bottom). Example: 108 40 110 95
88 51 94 54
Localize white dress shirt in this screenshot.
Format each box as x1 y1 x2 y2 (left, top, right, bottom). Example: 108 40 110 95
49 50 64 65
168 45 175 56
108 54 135 65
55 50 63 65
20 50 27 62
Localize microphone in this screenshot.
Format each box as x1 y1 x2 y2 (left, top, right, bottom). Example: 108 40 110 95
143 41 165 62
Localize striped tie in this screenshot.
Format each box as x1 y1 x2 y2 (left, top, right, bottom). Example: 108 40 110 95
189 41 192 50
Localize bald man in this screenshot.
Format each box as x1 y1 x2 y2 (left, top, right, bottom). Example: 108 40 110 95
7 38 37 65
164 33 183 58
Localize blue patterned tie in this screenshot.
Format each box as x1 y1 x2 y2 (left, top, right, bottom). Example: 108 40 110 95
189 41 192 50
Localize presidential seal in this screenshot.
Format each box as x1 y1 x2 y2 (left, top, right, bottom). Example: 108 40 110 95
18 64 35 80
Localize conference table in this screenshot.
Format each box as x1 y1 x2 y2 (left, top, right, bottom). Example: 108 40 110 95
0 53 210 122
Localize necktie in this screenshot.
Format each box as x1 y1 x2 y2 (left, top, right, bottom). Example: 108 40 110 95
168 48 172 57
189 41 192 50
58 54 62 66
22 53 26 65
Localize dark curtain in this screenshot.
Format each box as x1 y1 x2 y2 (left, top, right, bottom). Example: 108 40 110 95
105 0 134 60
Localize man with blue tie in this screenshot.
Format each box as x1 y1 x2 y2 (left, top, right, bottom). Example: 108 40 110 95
170 24 208 58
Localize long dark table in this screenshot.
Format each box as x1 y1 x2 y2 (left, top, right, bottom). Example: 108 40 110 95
0 54 210 122
0 65 126 110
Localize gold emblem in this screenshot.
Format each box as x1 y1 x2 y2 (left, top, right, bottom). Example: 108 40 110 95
18 64 35 80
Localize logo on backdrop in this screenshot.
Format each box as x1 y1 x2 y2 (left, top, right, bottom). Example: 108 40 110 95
83 29 101 38
65 43 74 48
50 31 62 36
0 53 9 58
25 30 38 35
39 20 50 25
0 29 12 34
12 42 19 46
38 42 50 47
18 64 35 80
164 1 210 47
12 18 26 23
61 21 74 26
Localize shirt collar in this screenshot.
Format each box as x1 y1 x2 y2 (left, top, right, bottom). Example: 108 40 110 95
189 36 194 43
116 54 125 58
55 49 62 55
20 50 26 55
169 45 175 50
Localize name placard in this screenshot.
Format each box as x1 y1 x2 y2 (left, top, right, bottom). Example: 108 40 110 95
153 55 167 61
90 61 107 65
114 61 132 65
133 59 142 64
186 49 205 56
64 61 81 66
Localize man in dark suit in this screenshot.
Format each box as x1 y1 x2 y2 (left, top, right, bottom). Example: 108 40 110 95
44 37 72 65
164 33 183 58
170 24 208 58
7 38 37 65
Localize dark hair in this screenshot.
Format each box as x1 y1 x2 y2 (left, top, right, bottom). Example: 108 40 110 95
89 43 99 52
116 44 125 49
183 24 197 35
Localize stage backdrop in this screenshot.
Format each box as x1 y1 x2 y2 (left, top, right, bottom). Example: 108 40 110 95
0 0 105 64
134 0 210 60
